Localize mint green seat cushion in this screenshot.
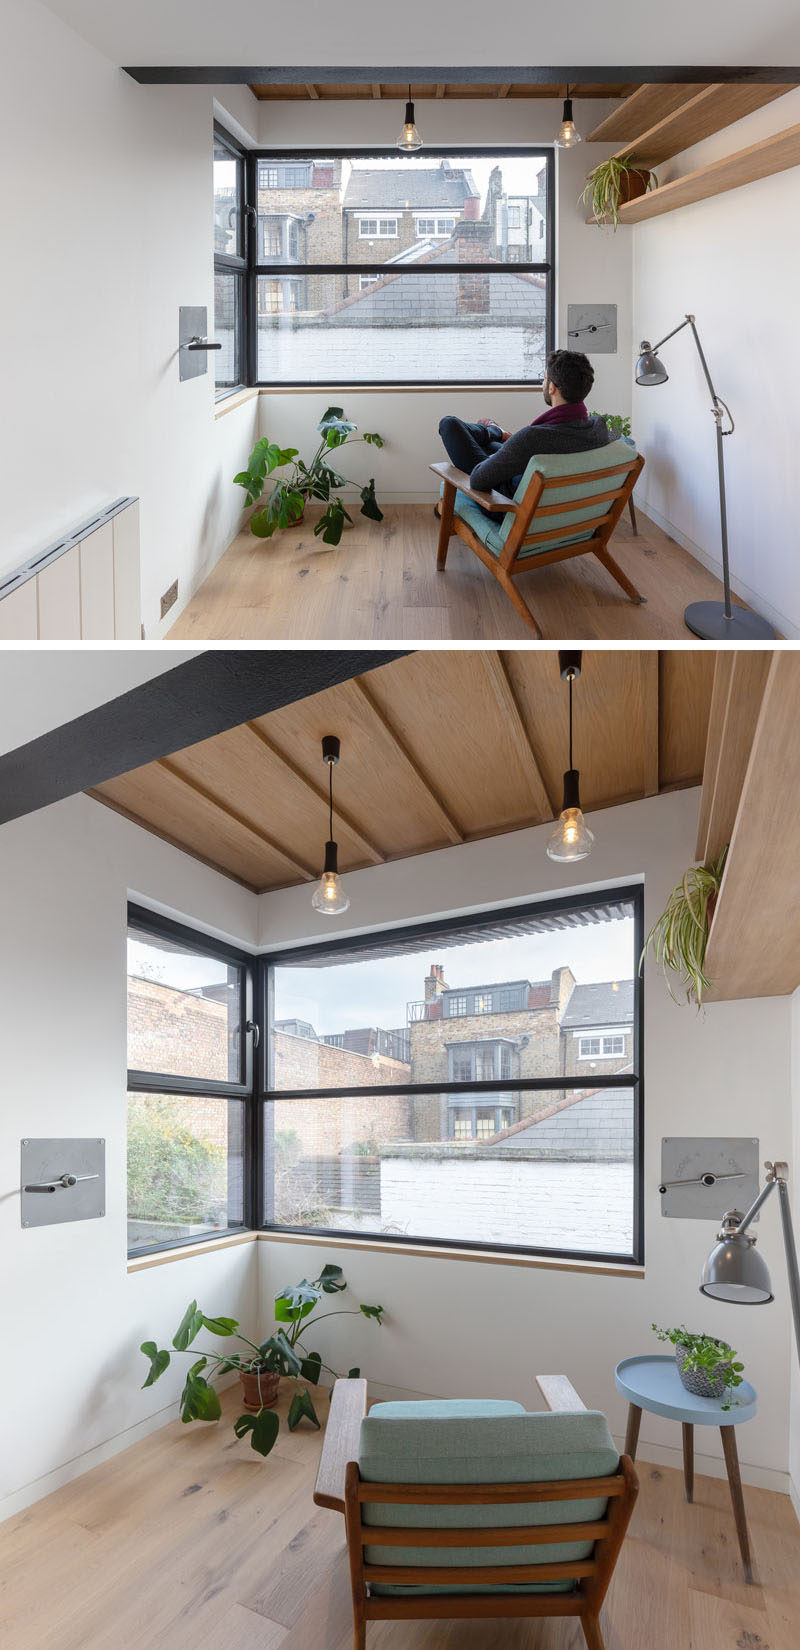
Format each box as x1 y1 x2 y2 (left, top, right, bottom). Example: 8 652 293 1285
369 1399 526 1420
358 1408 619 1597
441 438 638 561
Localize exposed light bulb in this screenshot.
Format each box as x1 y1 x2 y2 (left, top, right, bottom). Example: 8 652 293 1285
555 94 581 149
546 807 595 862
312 866 350 914
397 94 423 153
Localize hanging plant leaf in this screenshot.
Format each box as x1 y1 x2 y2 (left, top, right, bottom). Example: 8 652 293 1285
233 1408 281 1457
287 1387 321 1432
173 1300 204 1351
140 1341 170 1387
359 479 383 522
300 1351 323 1385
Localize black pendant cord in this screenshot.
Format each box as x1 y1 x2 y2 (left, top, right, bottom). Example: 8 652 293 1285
568 673 574 772
328 758 334 842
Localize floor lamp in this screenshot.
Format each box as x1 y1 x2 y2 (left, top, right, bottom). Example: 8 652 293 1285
700 1161 800 1366
635 314 776 640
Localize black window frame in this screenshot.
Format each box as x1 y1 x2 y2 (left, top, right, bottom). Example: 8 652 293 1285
245 145 555 389
126 902 258 1259
213 122 248 401
259 883 644 1266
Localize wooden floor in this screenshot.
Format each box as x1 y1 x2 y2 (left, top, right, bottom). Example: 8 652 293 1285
3 1385 798 1650
168 503 739 642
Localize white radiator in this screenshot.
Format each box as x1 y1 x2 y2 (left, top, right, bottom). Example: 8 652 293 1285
0 497 141 641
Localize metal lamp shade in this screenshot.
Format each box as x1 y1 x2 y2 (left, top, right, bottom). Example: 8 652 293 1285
635 345 668 386
700 1231 774 1304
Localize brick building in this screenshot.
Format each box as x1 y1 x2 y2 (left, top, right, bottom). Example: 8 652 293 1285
341 161 480 292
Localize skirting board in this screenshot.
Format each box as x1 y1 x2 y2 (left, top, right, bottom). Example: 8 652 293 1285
635 496 798 640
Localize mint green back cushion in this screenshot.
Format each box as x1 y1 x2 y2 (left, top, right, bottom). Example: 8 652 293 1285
441 438 638 561
358 1405 618 1597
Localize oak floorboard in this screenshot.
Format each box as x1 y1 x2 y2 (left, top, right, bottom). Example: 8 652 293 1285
167 503 749 643
2 1387 798 1650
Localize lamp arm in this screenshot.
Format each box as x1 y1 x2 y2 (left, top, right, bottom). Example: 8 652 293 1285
650 316 694 355
777 1177 800 1366
735 1174 778 1237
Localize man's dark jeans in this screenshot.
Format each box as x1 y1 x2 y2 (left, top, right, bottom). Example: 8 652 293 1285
438 416 509 522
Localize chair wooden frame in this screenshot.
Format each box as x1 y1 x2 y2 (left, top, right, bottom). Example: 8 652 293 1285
314 1377 639 1650
429 452 646 638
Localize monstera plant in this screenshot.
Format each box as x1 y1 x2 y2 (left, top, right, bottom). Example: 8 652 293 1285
140 1263 384 1456
234 406 385 545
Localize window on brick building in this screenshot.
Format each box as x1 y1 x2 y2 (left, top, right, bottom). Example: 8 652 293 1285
249 148 553 386
262 885 643 1264
126 905 255 1258
213 124 246 397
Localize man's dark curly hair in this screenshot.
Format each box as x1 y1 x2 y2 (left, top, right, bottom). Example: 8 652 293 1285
545 348 595 403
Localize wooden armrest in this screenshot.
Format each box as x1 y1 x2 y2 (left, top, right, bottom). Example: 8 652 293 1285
536 1375 587 1413
429 459 520 515
313 1378 368 1514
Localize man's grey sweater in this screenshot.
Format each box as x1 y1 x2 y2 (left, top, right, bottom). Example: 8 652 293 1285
471 415 612 495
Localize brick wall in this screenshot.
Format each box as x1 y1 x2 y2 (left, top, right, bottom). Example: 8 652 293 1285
127 975 235 1082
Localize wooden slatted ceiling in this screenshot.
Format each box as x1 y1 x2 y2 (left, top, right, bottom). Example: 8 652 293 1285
249 82 637 101
88 650 716 894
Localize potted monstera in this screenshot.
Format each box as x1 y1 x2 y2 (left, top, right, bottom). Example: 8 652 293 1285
233 407 385 545
140 1263 384 1456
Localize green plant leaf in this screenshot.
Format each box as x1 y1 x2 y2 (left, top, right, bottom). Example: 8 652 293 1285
173 1300 204 1351
318 1264 346 1293
258 1333 303 1377
325 427 350 449
233 1408 281 1457
359 1303 384 1323
300 1351 323 1384
359 479 383 522
140 1341 170 1387
287 1386 321 1431
318 406 345 426
348 1367 361 1379
362 432 384 447
202 1315 239 1338
179 1364 221 1424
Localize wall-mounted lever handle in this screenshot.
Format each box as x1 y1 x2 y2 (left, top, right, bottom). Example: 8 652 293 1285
23 1173 101 1194
182 336 222 351
658 1170 744 1195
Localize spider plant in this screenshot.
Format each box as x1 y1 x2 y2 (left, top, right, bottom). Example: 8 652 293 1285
640 846 728 1006
581 155 658 230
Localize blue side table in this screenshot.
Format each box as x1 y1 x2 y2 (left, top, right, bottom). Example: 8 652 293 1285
615 1354 758 1583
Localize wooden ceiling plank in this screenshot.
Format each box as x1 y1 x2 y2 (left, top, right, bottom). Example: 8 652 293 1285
158 756 316 880
87 788 260 892
639 652 660 798
305 83 320 99
435 84 446 98
480 652 554 819
350 676 464 845
704 654 800 1000
243 721 385 865
587 83 710 143
497 85 512 98
372 83 382 99
695 652 771 866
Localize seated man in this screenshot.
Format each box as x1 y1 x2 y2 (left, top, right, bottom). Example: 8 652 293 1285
438 348 611 517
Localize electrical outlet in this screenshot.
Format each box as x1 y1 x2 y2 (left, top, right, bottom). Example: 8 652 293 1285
160 580 178 619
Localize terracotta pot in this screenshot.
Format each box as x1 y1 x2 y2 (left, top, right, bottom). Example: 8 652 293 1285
238 1366 280 1412
617 169 651 207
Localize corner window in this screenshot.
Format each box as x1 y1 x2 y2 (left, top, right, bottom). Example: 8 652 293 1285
262 886 643 1264
126 905 255 1257
213 125 246 397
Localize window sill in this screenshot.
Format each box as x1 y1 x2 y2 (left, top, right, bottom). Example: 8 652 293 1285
127 1230 257 1272
256 1231 644 1280
256 385 544 395
214 387 259 420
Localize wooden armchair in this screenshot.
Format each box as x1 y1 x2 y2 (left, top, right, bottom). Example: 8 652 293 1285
429 443 646 637
314 1377 638 1650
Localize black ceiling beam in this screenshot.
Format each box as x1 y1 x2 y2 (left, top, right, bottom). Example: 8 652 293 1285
123 64 800 86
0 649 410 826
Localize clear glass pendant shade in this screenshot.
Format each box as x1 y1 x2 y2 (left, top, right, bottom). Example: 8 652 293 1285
555 96 581 148
397 96 423 152
546 806 595 862
311 868 350 914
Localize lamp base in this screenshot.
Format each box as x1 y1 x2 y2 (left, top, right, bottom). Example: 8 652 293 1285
684 600 777 641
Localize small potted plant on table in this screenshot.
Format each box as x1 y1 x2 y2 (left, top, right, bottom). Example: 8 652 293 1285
652 1322 745 1408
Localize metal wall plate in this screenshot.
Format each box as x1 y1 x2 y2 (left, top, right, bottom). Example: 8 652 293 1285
566 304 618 354
659 1137 760 1221
179 305 208 380
21 1139 106 1228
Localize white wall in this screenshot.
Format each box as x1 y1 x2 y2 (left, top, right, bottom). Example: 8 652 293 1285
1 0 260 636
258 787 794 1491
257 98 632 500
0 791 259 1519
632 88 800 638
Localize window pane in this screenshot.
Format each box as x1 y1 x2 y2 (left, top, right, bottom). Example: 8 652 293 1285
127 925 243 1082
256 269 546 383
255 154 548 270
214 271 241 390
214 140 243 257
128 1092 244 1252
266 1085 634 1255
271 899 635 1092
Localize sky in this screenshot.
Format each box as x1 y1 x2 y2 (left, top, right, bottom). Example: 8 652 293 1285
128 914 635 1038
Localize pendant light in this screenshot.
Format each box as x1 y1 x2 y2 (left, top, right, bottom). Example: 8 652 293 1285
397 84 423 153
555 84 582 149
546 652 595 862
311 736 350 915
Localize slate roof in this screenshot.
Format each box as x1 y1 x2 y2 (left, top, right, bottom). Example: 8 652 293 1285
343 163 480 211
560 980 635 1029
322 242 547 327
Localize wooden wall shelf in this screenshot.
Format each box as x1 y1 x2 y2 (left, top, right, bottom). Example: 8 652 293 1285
617 120 800 221
606 84 790 171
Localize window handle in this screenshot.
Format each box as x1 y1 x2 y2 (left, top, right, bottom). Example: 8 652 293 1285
23 1173 100 1194
246 1019 260 1049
